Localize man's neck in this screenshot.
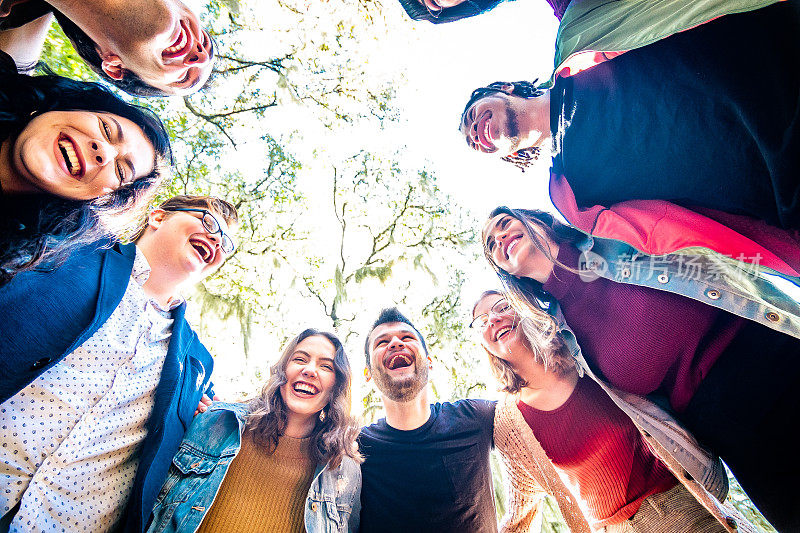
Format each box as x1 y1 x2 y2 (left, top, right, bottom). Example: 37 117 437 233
46 0 169 46
136 245 180 308
382 389 431 431
519 90 553 153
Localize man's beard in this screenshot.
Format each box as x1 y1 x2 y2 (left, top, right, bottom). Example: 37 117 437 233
372 360 429 402
504 98 522 153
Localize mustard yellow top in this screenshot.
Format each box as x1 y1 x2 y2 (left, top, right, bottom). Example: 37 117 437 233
196 431 315 533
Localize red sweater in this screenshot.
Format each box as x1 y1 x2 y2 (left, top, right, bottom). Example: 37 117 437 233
518 378 676 526
542 243 745 412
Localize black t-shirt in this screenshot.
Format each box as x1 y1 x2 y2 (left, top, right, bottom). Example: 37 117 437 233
358 400 497 533
551 1 800 230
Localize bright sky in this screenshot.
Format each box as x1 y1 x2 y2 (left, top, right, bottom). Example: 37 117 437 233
186 0 564 401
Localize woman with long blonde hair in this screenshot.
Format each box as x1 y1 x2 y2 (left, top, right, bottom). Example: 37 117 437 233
481 206 800 530
473 290 743 532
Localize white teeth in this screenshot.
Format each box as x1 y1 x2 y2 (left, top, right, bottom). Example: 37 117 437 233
165 27 187 53
388 354 412 370
495 326 512 341
294 382 317 395
58 139 80 176
191 240 212 262
484 121 491 142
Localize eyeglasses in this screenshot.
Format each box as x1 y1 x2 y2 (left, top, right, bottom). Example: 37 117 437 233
470 298 512 330
164 208 236 254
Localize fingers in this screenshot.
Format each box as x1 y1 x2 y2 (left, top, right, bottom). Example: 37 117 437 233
193 394 214 416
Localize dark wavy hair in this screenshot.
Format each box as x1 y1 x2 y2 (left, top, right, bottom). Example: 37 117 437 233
53 10 216 97
472 289 576 394
397 0 508 24
0 60 172 284
461 81 545 171
247 329 362 468
481 207 584 362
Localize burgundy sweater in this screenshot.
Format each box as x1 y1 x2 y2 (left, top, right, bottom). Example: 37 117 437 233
542 244 746 412
518 378 676 525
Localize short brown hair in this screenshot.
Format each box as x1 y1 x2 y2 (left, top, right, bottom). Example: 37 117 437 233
133 195 238 241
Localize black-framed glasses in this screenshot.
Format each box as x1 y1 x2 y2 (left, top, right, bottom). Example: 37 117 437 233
470 298 512 330
164 208 236 254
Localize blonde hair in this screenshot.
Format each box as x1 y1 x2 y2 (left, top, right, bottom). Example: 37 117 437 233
474 290 576 394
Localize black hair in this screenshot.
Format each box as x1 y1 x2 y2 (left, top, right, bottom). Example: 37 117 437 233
0 56 172 285
363 307 429 367
52 10 216 97
461 81 545 171
397 0 508 24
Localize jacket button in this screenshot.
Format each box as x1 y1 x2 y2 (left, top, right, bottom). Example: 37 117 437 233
725 516 737 530
310 503 318 512
620 267 631 278
657 273 669 283
705 289 721 300
765 311 781 323
191 462 201 469
682 470 694 482
30 358 52 370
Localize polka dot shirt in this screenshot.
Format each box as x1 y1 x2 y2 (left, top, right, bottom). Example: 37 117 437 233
0 248 183 532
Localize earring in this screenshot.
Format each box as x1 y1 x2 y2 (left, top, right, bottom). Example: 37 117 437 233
319 409 326 422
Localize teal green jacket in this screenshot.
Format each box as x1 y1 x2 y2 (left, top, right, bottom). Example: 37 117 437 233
544 0 781 85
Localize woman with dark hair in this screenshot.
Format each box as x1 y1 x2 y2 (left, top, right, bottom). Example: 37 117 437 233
481 206 800 530
0 51 172 285
396 0 570 24
473 290 749 532
148 328 363 533
0 0 214 96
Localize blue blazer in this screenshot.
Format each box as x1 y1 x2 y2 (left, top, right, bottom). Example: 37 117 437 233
0 242 214 532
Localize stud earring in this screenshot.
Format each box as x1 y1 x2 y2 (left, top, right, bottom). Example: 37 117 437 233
319 409 326 423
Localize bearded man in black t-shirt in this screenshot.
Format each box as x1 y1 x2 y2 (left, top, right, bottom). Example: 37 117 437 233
358 308 497 533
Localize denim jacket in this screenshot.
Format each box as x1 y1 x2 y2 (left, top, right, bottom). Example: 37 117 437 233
575 233 800 339
147 403 361 533
515 231 800 532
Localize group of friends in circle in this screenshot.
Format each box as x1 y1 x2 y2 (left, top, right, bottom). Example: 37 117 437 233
0 0 797 532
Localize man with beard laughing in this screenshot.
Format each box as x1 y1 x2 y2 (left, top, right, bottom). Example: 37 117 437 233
358 308 497 533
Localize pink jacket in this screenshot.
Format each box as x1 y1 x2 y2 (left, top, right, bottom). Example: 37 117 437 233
549 172 800 277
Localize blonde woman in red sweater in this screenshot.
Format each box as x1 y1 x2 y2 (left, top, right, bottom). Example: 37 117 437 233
473 290 752 532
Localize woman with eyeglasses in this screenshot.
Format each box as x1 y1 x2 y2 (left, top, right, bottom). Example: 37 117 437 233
148 328 362 533
473 290 743 532
0 49 172 286
481 206 800 530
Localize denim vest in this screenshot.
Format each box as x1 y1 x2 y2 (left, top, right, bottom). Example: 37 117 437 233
147 403 361 533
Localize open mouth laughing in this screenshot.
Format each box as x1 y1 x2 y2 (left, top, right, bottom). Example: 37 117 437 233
384 351 414 371
475 112 496 152
494 324 513 341
503 234 522 260
292 381 320 397
163 20 192 58
57 135 84 178
189 236 216 264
